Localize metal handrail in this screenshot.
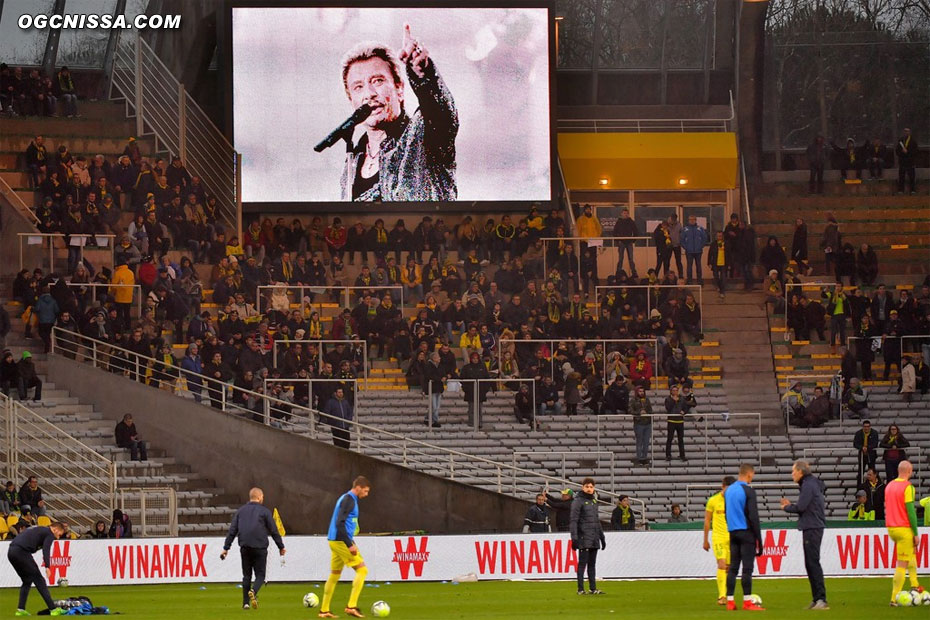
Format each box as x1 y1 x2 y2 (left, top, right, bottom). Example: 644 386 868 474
1 395 116 532
594 283 705 333
17 232 115 272
118 487 178 537
512 450 616 494
262 377 359 438
781 373 840 429
270 339 368 379
557 91 736 134
491 337 660 386
63 282 143 317
595 412 763 473
256 284 406 314
783 281 844 335
540 234 655 280
0 174 41 225
49 328 623 506
802 446 923 483
684 482 798 522
109 31 239 239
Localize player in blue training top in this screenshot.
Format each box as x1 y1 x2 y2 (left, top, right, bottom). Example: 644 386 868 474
319 476 372 619
724 463 764 611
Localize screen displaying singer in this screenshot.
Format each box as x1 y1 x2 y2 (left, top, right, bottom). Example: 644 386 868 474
339 26 458 201
232 6 552 204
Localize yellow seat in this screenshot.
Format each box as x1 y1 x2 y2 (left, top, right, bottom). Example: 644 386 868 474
0 517 9 540
7 514 19 530
36 516 51 527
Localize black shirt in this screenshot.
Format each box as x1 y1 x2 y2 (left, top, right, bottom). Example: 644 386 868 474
352 159 379 201
11 526 56 566
223 502 285 551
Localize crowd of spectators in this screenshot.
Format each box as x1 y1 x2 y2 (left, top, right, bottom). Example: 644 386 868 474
13 133 716 444
805 130 919 194
1 64 78 118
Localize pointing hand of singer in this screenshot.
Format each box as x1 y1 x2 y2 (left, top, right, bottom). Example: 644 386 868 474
399 24 429 79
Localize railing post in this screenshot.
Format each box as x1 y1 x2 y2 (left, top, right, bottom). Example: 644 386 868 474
235 153 243 242
402 439 407 466
133 32 143 136
308 380 316 436
178 83 187 168
497 465 502 493
221 381 227 412
449 454 454 480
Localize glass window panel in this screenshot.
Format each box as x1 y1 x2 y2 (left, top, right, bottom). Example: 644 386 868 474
664 0 712 70
556 0 597 69
0 0 54 66
56 0 118 68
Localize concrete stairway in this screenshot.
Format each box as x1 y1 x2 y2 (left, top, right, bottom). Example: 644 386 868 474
701 289 784 431
1 296 238 535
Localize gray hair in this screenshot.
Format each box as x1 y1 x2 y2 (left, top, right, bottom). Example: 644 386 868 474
341 42 404 92
429 352 440 362
793 459 811 476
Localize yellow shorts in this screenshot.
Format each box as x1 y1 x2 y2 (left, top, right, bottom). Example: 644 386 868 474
329 540 364 572
713 541 731 563
889 527 915 562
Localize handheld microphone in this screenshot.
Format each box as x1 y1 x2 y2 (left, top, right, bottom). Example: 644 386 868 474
314 104 373 152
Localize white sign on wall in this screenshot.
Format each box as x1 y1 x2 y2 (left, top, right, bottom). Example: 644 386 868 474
1 528 925 587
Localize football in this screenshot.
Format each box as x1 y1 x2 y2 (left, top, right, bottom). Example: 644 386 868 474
747 594 763 606
912 589 930 606
371 600 391 617
895 590 913 607
303 592 320 608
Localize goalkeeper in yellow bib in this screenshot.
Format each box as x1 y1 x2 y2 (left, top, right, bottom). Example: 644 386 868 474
319 476 371 619
885 461 923 606
703 476 735 605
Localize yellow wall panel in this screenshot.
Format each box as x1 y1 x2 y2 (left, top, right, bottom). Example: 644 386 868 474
558 132 738 190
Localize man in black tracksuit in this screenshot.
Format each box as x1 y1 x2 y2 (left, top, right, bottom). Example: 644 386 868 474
570 478 606 595
781 460 828 610
221 488 286 610
6 522 66 616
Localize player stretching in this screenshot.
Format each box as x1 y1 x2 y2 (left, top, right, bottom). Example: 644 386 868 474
724 464 764 611
703 476 735 605
885 461 923 606
320 476 371 619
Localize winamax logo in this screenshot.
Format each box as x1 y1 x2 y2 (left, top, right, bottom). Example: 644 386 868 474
46 540 72 582
392 537 430 580
756 530 789 575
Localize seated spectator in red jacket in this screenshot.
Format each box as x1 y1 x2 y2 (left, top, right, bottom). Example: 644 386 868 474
629 350 653 390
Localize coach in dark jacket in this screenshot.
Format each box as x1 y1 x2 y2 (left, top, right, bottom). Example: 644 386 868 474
221 487 285 610
780 460 827 610
570 478 606 594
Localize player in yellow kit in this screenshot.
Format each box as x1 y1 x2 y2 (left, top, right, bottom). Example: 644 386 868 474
703 476 735 604
884 461 923 606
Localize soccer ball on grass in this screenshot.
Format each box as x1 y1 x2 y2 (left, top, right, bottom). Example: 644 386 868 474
894 590 913 607
303 592 320 608
371 600 391 617
747 594 763 606
911 589 930 606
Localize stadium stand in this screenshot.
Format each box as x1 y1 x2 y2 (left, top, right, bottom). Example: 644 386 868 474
1 46 927 536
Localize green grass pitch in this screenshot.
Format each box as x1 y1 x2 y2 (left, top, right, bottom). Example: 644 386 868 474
0 577 922 618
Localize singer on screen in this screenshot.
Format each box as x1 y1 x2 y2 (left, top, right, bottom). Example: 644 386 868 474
338 24 458 202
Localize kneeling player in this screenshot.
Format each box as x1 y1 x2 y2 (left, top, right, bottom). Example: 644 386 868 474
703 476 735 605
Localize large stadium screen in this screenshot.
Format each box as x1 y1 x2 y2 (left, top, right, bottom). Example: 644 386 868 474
231 4 553 206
